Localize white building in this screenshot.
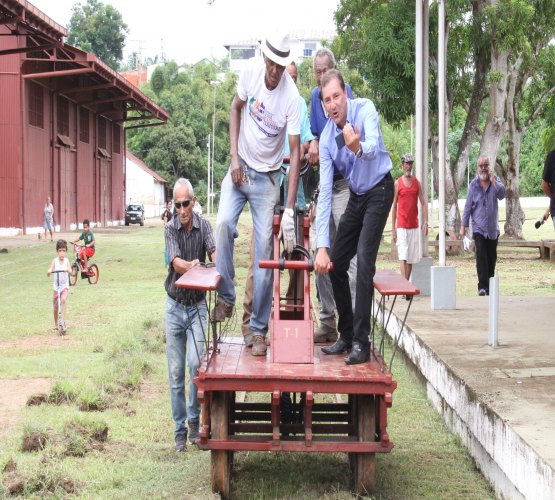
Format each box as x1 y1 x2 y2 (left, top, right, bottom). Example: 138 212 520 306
224 30 336 74
125 151 167 218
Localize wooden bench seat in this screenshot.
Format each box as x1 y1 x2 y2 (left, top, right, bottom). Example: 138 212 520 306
372 270 420 371
429 238 554 260
374 269 420 297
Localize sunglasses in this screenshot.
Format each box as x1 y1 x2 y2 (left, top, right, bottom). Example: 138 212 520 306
174 199 192 209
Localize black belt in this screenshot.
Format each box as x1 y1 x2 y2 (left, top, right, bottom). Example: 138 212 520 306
349 172 392 197
169 295 198 307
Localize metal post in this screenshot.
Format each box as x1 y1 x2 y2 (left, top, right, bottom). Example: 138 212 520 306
207 135 211 214
410 114 413 155
415 0 430 258
211 86 216 214
438 0 446 266
415 0 423 257
210 80 220 214
488 274 499 347
430 159 434 232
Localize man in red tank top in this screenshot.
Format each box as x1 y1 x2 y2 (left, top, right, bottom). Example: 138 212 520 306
391 154 428 286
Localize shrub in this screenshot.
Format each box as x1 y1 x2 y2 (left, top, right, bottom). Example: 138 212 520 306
48 380 78 405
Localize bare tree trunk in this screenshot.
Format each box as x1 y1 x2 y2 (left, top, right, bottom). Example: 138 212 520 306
480 45 509 163
502 58 525 238
453 0 489 192
503 45 555 238
429 117 462 231
433 0 490 233
503 161 525 238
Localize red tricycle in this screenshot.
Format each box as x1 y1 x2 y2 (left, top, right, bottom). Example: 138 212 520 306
69 244 99 286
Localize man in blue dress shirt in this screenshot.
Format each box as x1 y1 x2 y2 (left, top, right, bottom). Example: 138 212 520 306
459 155 506 296
314 69 394 365
308 47 356 344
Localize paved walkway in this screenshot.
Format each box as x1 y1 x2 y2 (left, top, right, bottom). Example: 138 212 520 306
382 294 554 500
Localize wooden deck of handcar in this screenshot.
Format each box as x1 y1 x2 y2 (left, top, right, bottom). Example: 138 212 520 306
194 339 397 497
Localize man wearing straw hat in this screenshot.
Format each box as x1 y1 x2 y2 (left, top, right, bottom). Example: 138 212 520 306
212 32 301 357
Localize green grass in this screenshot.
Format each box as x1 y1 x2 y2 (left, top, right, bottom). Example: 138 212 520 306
2 210 550 498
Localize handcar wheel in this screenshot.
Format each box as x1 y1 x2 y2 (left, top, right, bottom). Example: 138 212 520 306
353 394 376 495
211 391 232 498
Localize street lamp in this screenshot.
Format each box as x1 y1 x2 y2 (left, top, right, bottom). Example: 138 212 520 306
210 80 220 214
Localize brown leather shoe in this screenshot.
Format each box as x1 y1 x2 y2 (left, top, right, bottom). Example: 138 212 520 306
210 300 234 322
251 335 267 356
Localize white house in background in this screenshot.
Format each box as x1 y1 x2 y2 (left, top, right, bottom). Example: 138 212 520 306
224 29 336 74
125 150 167 218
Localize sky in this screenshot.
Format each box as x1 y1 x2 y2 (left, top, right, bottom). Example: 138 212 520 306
29 0 340 65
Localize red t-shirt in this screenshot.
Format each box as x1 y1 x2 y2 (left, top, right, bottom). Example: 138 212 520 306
396 177 419 229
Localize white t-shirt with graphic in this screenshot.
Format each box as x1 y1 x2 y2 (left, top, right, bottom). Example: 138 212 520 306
237 59 301 172
52 257 70 292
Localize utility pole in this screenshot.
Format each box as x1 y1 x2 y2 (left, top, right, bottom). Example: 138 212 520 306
210 80 220 214
207 135 211 214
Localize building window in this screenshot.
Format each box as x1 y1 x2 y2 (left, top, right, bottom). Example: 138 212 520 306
28 82 44 128
230 47 256 60
57 96 69 135
79 108 89 143
113 125 121 154
98 117 106 149
303 43 316 58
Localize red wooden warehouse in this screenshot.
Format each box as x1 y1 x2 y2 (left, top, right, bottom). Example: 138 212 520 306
0 0 169 234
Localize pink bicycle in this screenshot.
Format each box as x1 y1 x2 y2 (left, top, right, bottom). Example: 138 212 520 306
69 244 99 286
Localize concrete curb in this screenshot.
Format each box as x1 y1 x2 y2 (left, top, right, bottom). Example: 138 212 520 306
376 298 554 500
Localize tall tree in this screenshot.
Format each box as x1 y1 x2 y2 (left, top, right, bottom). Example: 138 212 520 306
126 59 238 206
333 0 489 231
483 0 555 237
333 0 555 237
67 0 128 70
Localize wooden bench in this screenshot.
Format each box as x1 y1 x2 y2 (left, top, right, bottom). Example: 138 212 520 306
543 240 555 263
429 238 553 260
372 270 420 371
175 264 221 365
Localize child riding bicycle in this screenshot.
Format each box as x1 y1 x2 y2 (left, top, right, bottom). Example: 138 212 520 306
72 219 96 271
47 239 72 334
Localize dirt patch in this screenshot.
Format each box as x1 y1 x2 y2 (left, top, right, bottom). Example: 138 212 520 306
21 431 48 452
26 393 49 406
139 379 164 404
0 333 76 352
0 378 51 437
3 458 17 473
3 471 25 496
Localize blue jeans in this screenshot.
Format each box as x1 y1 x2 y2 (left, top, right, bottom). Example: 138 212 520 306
165 296 206 439
216 164 280 336
280 165 306 210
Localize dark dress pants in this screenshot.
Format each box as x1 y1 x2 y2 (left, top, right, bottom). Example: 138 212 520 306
473 232 498 292
330 173 394 348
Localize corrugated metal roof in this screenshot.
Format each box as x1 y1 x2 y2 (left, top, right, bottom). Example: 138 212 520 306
21 43 169 128
0 0 67 39
126 150 167 184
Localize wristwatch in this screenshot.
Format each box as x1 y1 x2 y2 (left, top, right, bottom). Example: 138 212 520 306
356 147 363 158
284 208 294 217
